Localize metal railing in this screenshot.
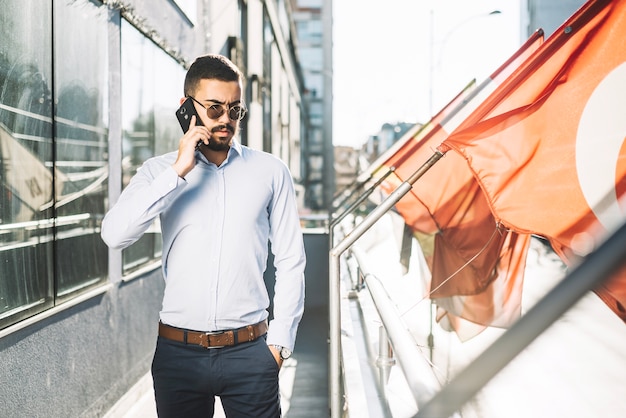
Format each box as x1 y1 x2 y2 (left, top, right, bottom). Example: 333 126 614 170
329 152 444 417
349 245 441 407
329 167 626 418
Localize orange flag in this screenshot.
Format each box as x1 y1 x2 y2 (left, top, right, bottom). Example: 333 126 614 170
372 32 543 334
441 0 626 320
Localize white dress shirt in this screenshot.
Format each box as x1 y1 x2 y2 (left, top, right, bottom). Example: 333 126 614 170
101 140 306 350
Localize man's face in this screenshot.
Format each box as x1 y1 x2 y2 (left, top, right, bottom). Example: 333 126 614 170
191 78 244 152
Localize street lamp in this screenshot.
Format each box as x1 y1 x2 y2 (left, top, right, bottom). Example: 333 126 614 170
428 9 502 116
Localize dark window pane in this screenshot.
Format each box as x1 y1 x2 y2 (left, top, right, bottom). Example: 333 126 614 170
53 0 109 301
0 1 54 329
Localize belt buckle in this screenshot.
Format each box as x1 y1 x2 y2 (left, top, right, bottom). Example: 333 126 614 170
202 330 227 349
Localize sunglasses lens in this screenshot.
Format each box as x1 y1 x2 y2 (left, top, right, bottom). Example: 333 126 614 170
228 106 246 121
206 105 225 119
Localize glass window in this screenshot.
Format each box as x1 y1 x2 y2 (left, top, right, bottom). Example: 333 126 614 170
0 1 53 329
53 0 109 301
120 21 186 275
309 101 323 119
262 12 274 153
298 47 323 71
295 0 322 8
0 0 109 330
295 20 322 44
304 72 323 98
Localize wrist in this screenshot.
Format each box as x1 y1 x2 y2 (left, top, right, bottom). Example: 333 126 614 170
171 163 187 179
270 345 292 360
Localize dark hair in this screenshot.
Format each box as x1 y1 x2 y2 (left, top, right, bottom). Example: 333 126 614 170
183 54 244 96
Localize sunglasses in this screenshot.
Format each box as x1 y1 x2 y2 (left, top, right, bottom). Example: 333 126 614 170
188 96 247 121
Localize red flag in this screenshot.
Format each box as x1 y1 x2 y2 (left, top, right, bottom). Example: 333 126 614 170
441 0 626 320
372 32 543 333
433 231 531 340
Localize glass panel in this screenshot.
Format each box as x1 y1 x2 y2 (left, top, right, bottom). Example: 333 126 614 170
295 20 322 44
304 72 323 98
53 0 109 300
121 20 185 275
296 0 322 8
263 13 273 152
298 47 323 70
0 1 54 328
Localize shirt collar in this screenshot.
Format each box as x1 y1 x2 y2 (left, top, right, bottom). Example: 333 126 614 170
230 138 243 157
223 139 243 165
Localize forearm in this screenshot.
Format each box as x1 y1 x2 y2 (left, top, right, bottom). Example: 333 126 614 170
267 272 305 350
101 165 185 249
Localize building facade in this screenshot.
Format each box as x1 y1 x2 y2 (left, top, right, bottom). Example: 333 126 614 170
290 0 334 211
0 1 313 416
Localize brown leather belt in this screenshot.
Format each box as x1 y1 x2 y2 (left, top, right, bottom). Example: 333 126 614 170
158 320 268 349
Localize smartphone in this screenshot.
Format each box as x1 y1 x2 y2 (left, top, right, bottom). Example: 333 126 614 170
176 97 204 133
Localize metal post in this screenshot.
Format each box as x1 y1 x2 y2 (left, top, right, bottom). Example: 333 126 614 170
331 168 395 231
352 246 441 407
329 151 444 417
376 325 395 386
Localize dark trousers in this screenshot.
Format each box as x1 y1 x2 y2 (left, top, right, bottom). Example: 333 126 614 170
151 335 281 417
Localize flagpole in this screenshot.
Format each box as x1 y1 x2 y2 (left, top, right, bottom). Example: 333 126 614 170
329 149 445 417
331 168 395 230
332 173 375 214
332 173 373 211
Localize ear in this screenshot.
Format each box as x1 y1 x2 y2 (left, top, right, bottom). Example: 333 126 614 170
179 97 187 106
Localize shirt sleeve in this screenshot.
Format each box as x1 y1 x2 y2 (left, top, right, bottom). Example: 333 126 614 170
265 163 306 351
101 162 186 250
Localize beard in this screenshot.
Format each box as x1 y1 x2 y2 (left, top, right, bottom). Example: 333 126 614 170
205 137 231 152
205 124 236 151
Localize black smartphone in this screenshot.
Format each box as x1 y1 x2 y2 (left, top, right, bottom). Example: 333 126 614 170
176 97 204 133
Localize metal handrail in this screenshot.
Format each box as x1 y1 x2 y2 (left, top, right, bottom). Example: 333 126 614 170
329 152 445 417
350 245 441 407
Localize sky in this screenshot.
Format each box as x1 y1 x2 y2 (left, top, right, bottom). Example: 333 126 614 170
332 0 523 147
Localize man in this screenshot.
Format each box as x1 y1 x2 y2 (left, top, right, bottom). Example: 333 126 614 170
101 54 306 417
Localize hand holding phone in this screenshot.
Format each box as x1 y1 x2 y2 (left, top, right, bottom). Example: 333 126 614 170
176 97 207 150
176 97 204 133
172 98 209 177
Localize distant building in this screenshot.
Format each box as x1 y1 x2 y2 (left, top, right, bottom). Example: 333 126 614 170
363 121 415 162
334 145 361 194
290 0 335 211
521 0 587 38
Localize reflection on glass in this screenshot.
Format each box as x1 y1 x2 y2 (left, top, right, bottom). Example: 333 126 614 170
53 0 109 300
121 20 185 274
0 0 110 330
0 1 54 328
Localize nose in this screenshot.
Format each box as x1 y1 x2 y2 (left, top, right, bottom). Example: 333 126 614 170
218 107 231 123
